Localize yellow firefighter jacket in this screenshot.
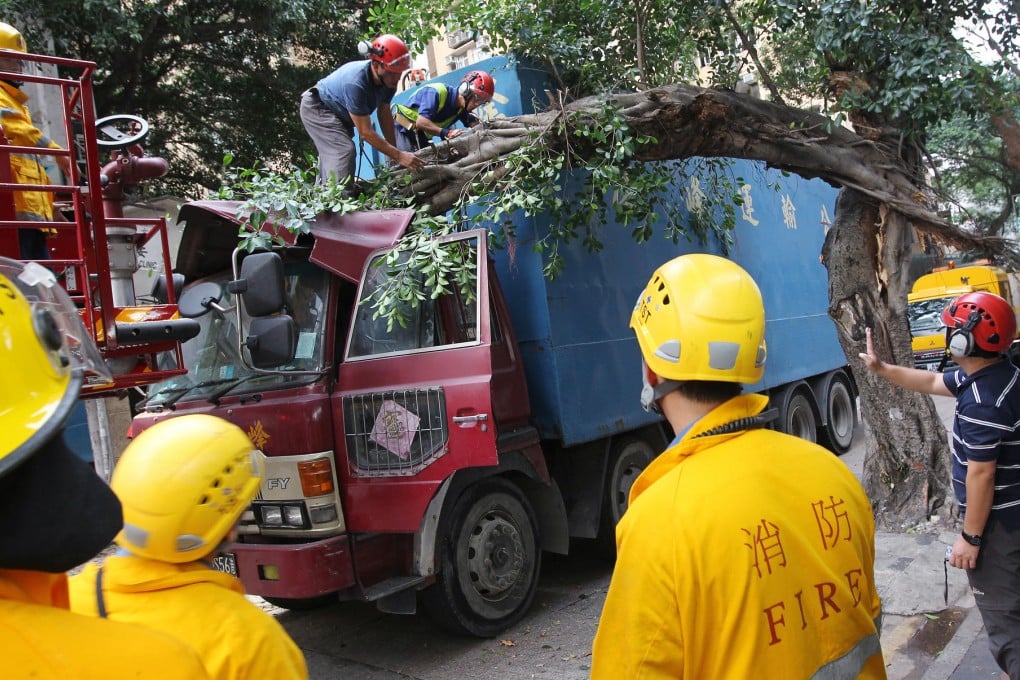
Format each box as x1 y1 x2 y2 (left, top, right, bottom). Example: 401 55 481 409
0 568 210 679
591 393 885 679
0 80 60 222
70 554 307 680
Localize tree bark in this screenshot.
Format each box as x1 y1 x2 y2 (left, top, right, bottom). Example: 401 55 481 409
823 190 954 529
407 85 1013 262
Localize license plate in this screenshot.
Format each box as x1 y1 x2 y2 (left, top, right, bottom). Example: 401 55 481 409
211 553 238 577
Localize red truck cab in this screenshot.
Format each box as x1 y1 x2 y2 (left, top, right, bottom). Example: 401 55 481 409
130 204 564 636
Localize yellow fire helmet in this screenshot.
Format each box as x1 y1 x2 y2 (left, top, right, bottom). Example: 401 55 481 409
0 258 112 478
631 253 767 384
113 414 264 563
0 22 27 52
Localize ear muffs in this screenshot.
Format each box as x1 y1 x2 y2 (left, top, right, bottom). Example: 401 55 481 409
948 328 974 358
948 309 982 358
358 41 383 57
457 81 470 98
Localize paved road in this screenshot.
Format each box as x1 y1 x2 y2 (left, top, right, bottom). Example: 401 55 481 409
264 545 612 679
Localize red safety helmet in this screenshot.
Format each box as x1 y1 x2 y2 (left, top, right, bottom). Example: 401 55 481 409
459 70 494 102
360 34 411 74
941 291 1016 355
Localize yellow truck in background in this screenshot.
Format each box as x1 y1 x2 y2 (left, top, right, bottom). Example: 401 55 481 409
907 262 1020 371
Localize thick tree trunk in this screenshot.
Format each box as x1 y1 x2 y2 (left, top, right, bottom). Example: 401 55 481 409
823 189 954 529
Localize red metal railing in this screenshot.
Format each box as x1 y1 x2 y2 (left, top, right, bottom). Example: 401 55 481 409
0 49 189 395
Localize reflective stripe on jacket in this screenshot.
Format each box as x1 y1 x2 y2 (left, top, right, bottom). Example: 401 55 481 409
591 393 886 679
0 568 211 679
70 555 308 680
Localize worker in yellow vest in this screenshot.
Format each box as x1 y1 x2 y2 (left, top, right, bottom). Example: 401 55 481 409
393 69 494 151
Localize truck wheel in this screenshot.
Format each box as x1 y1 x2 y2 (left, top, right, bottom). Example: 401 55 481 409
817 372 856 455
421 478 541 637
779 390 817 444
596 437 656 555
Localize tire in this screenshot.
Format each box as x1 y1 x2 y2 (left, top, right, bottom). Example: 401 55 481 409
596 437 656 555
779 390 817 444
260 593 337 611
818 372 856 455
420 478 541 637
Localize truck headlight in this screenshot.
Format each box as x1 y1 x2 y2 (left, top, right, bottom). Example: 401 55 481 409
254 502 309 529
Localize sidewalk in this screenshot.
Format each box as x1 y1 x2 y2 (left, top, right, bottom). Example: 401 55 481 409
849 395 1002 680
872 529 986 679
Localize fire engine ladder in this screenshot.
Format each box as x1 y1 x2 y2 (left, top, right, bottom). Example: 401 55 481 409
0 50 196 396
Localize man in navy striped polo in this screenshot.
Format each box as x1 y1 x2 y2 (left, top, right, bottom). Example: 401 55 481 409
860 291 1020 679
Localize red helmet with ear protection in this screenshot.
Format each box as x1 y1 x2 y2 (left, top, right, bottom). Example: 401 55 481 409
359 34 411 74
459 70 494 102
941 291 1016 355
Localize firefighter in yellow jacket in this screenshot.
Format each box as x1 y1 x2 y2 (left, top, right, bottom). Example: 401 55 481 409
0 257 211 679
70 414 308 680
591 254 885 679
0 23 71 260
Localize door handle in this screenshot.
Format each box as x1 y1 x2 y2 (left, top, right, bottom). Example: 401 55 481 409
452 413 489 429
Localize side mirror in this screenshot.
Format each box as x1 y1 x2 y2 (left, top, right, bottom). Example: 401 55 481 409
177 281 225 318
151 272 186 304
230 252 286 317
244 315 297 368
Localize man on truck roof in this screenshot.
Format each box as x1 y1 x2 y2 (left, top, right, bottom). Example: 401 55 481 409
392 69 494 152
591 253 884 678
299 33 425 186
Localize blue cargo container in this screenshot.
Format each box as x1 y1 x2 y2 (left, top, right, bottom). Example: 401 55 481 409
381 57 854 450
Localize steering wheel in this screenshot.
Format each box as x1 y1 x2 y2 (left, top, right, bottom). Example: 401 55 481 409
95 114 150 150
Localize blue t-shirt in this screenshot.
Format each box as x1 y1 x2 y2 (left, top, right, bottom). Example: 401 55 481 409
943 359 1020 526
315 60 395 131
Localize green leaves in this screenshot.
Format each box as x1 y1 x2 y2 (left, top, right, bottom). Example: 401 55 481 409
12 0 364 197
217 155 356 252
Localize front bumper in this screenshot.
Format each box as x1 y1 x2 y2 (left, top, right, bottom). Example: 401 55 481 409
233 535 355 599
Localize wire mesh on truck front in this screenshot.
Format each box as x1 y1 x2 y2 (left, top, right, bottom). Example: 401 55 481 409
343 388 448 476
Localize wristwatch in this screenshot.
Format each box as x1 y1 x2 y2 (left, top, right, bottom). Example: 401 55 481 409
961 531 983 547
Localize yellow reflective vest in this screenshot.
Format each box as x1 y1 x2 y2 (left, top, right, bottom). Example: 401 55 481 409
393 83 462 129
0 568 211 679
0 80 60 221
70 555 307 680
592 393 886 679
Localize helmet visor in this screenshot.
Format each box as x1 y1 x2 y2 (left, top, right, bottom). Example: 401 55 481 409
2 260 112 386
381 52 411 73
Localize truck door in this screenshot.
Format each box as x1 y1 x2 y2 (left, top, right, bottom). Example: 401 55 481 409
335 230 497 533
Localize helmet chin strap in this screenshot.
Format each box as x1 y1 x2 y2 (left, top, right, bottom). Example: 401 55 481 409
640 370 682 413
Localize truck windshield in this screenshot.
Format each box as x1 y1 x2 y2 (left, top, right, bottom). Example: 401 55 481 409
143 262 329 409
907 297 951 337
